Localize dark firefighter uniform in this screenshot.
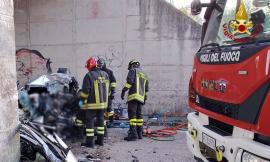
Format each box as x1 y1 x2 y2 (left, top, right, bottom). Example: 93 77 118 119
121 60 149 141
102 68 116 125
97 58 117 126
80 68 110 147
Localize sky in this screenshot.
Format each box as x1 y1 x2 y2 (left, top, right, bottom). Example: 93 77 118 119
165 0 210 8
165 0 211 24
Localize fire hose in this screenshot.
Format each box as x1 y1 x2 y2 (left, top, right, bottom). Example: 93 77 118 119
143 123 187 141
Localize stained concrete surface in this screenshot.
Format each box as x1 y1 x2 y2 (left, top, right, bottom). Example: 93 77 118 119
14 0 201 114
0 0 20 161
69 128 195 162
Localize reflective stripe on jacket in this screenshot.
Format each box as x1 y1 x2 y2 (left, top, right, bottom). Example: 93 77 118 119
80 68 110 109
102 68 116 95
125 68 149 103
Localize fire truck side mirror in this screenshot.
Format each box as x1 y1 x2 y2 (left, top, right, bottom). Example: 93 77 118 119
253 0 270 7
191 0 202 15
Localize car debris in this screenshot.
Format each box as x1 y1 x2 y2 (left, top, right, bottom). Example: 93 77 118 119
19 72 80 139
19 70 80 162
20 121 77 162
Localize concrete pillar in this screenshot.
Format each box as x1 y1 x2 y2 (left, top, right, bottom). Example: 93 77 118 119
0 0 20 161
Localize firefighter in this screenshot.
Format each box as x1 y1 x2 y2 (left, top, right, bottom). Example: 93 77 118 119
97 58 116 127
79 57 110 148
121 60 149 141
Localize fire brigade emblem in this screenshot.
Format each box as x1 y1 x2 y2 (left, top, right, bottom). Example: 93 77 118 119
229 0 253 35
223 0 265 43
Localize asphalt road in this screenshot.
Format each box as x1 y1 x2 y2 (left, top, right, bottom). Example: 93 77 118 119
69 127 195 162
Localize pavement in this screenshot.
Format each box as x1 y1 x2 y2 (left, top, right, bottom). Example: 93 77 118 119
69 127 195 162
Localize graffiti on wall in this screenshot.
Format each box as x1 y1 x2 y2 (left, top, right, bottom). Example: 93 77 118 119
90 1 99 18
96 45 124 68
16 49 51 88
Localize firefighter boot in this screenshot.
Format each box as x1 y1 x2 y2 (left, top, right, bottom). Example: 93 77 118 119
137 126 143 139
95 135 104 146
124 126 138 141
81 137 94 148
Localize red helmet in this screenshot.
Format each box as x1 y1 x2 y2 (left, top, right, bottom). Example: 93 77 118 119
85 57 97 71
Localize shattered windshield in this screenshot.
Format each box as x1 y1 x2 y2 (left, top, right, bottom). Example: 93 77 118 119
203 0 270 46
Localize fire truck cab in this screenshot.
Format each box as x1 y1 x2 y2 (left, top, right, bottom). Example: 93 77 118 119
187 0 270 161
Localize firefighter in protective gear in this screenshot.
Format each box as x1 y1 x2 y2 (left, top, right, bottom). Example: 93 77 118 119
79 57 110 148
121 60 149 141
97 58 116 127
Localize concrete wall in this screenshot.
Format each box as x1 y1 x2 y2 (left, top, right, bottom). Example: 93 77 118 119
0 0 20 161
14 0 201 114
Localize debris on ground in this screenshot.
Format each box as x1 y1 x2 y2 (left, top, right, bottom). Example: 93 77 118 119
71 127 195 162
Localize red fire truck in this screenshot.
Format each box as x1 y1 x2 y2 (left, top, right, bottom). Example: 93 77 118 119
187 0 270 161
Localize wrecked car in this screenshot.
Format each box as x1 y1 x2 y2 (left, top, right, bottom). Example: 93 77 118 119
20 121 77 162
18 72 81 139
18 72 81 162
